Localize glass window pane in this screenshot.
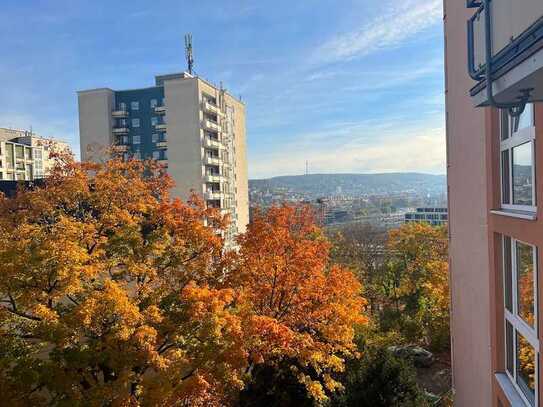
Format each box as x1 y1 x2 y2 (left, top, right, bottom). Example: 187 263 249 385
504 236 513 312
516 242 535 328
516 331 536 406
506 320 514 376
517 104 534 132
512 142 533 206
502 150 510 205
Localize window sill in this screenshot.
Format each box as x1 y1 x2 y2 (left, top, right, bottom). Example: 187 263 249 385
490 209 537 221
495 373 529 406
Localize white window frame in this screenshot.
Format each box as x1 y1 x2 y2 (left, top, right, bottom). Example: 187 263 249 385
152 133 159 143
152 151 160 160
132 118 140 128
131 101 139 111
132 135 141 145
500 105 536 212
151 117 158 126
503 236 539 406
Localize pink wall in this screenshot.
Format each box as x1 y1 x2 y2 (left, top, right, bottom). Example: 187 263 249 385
444 1 493 405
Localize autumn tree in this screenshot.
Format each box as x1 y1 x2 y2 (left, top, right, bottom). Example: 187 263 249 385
0 157 366 406
381 223 449 351
328 224 388 315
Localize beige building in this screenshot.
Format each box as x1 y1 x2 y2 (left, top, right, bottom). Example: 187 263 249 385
446 0 543 406
0 128 70 181
77 73 249 238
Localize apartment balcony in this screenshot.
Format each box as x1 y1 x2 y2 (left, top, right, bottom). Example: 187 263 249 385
204 155 221 166
155 141 167 149
205 174 223 183
202 101 223 116
112 127 129 134
113 144 129 152
203 120 222 133
204 137 223 149
467 0 543 106
205 191 224 201
154 123 167 131
112 110 129 118
154 106 166 115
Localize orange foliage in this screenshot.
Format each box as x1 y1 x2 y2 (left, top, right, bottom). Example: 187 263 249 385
0 158 366 405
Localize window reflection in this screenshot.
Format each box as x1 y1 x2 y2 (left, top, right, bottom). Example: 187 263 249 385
516 104 534 132
512 142 533 206
517 242 535 328
516 332 536 406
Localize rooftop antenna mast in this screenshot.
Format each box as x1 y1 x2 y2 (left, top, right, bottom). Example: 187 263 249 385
184 33 194 75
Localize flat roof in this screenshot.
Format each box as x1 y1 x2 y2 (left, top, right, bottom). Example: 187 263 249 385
78 72 244 104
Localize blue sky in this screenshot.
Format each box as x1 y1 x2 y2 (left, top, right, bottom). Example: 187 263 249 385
0 0 445 179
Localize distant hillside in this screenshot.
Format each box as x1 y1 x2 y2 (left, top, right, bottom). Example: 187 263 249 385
249 173 446 198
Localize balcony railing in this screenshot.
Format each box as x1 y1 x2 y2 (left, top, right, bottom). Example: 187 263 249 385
154 123 167 131
204 137 222 149
112 127 129 134
113 145 129 152
205 191 223 201
205 174 223 183
154 106 166 115
112 110 129 118
204 155 221 166
203 120 221 133
155 141 167 149
467 0 543 107
203 101 223 116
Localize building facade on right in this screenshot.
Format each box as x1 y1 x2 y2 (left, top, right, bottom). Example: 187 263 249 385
446 1 543 406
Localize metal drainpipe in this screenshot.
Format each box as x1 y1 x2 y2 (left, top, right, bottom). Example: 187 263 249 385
482 0 531 125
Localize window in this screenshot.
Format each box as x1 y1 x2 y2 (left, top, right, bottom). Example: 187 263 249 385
131 101 139 110
15 145 24 160
33 149 42 160
151 117 158 126
132 135 141 145
500 105 536 211
503 236 538 406
25 148 32 160
150 99 158 108
152 133 159 143
25 164 32 180
132 118 140 128
152 151 160 160
119 102 126 111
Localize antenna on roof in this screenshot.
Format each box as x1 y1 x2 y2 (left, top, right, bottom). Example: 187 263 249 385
184 33 194 75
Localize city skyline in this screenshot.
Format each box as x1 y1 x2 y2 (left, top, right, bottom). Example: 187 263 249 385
0 0 445 179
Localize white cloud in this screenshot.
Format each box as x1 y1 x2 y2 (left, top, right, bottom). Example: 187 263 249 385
314 0 442 64
249 116 446 178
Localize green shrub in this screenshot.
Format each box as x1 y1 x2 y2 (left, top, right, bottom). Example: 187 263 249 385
331 348 427 407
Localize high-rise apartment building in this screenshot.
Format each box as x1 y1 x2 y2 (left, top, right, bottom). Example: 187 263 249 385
78 73 249 237
0 128 69 181
445 1 543 405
